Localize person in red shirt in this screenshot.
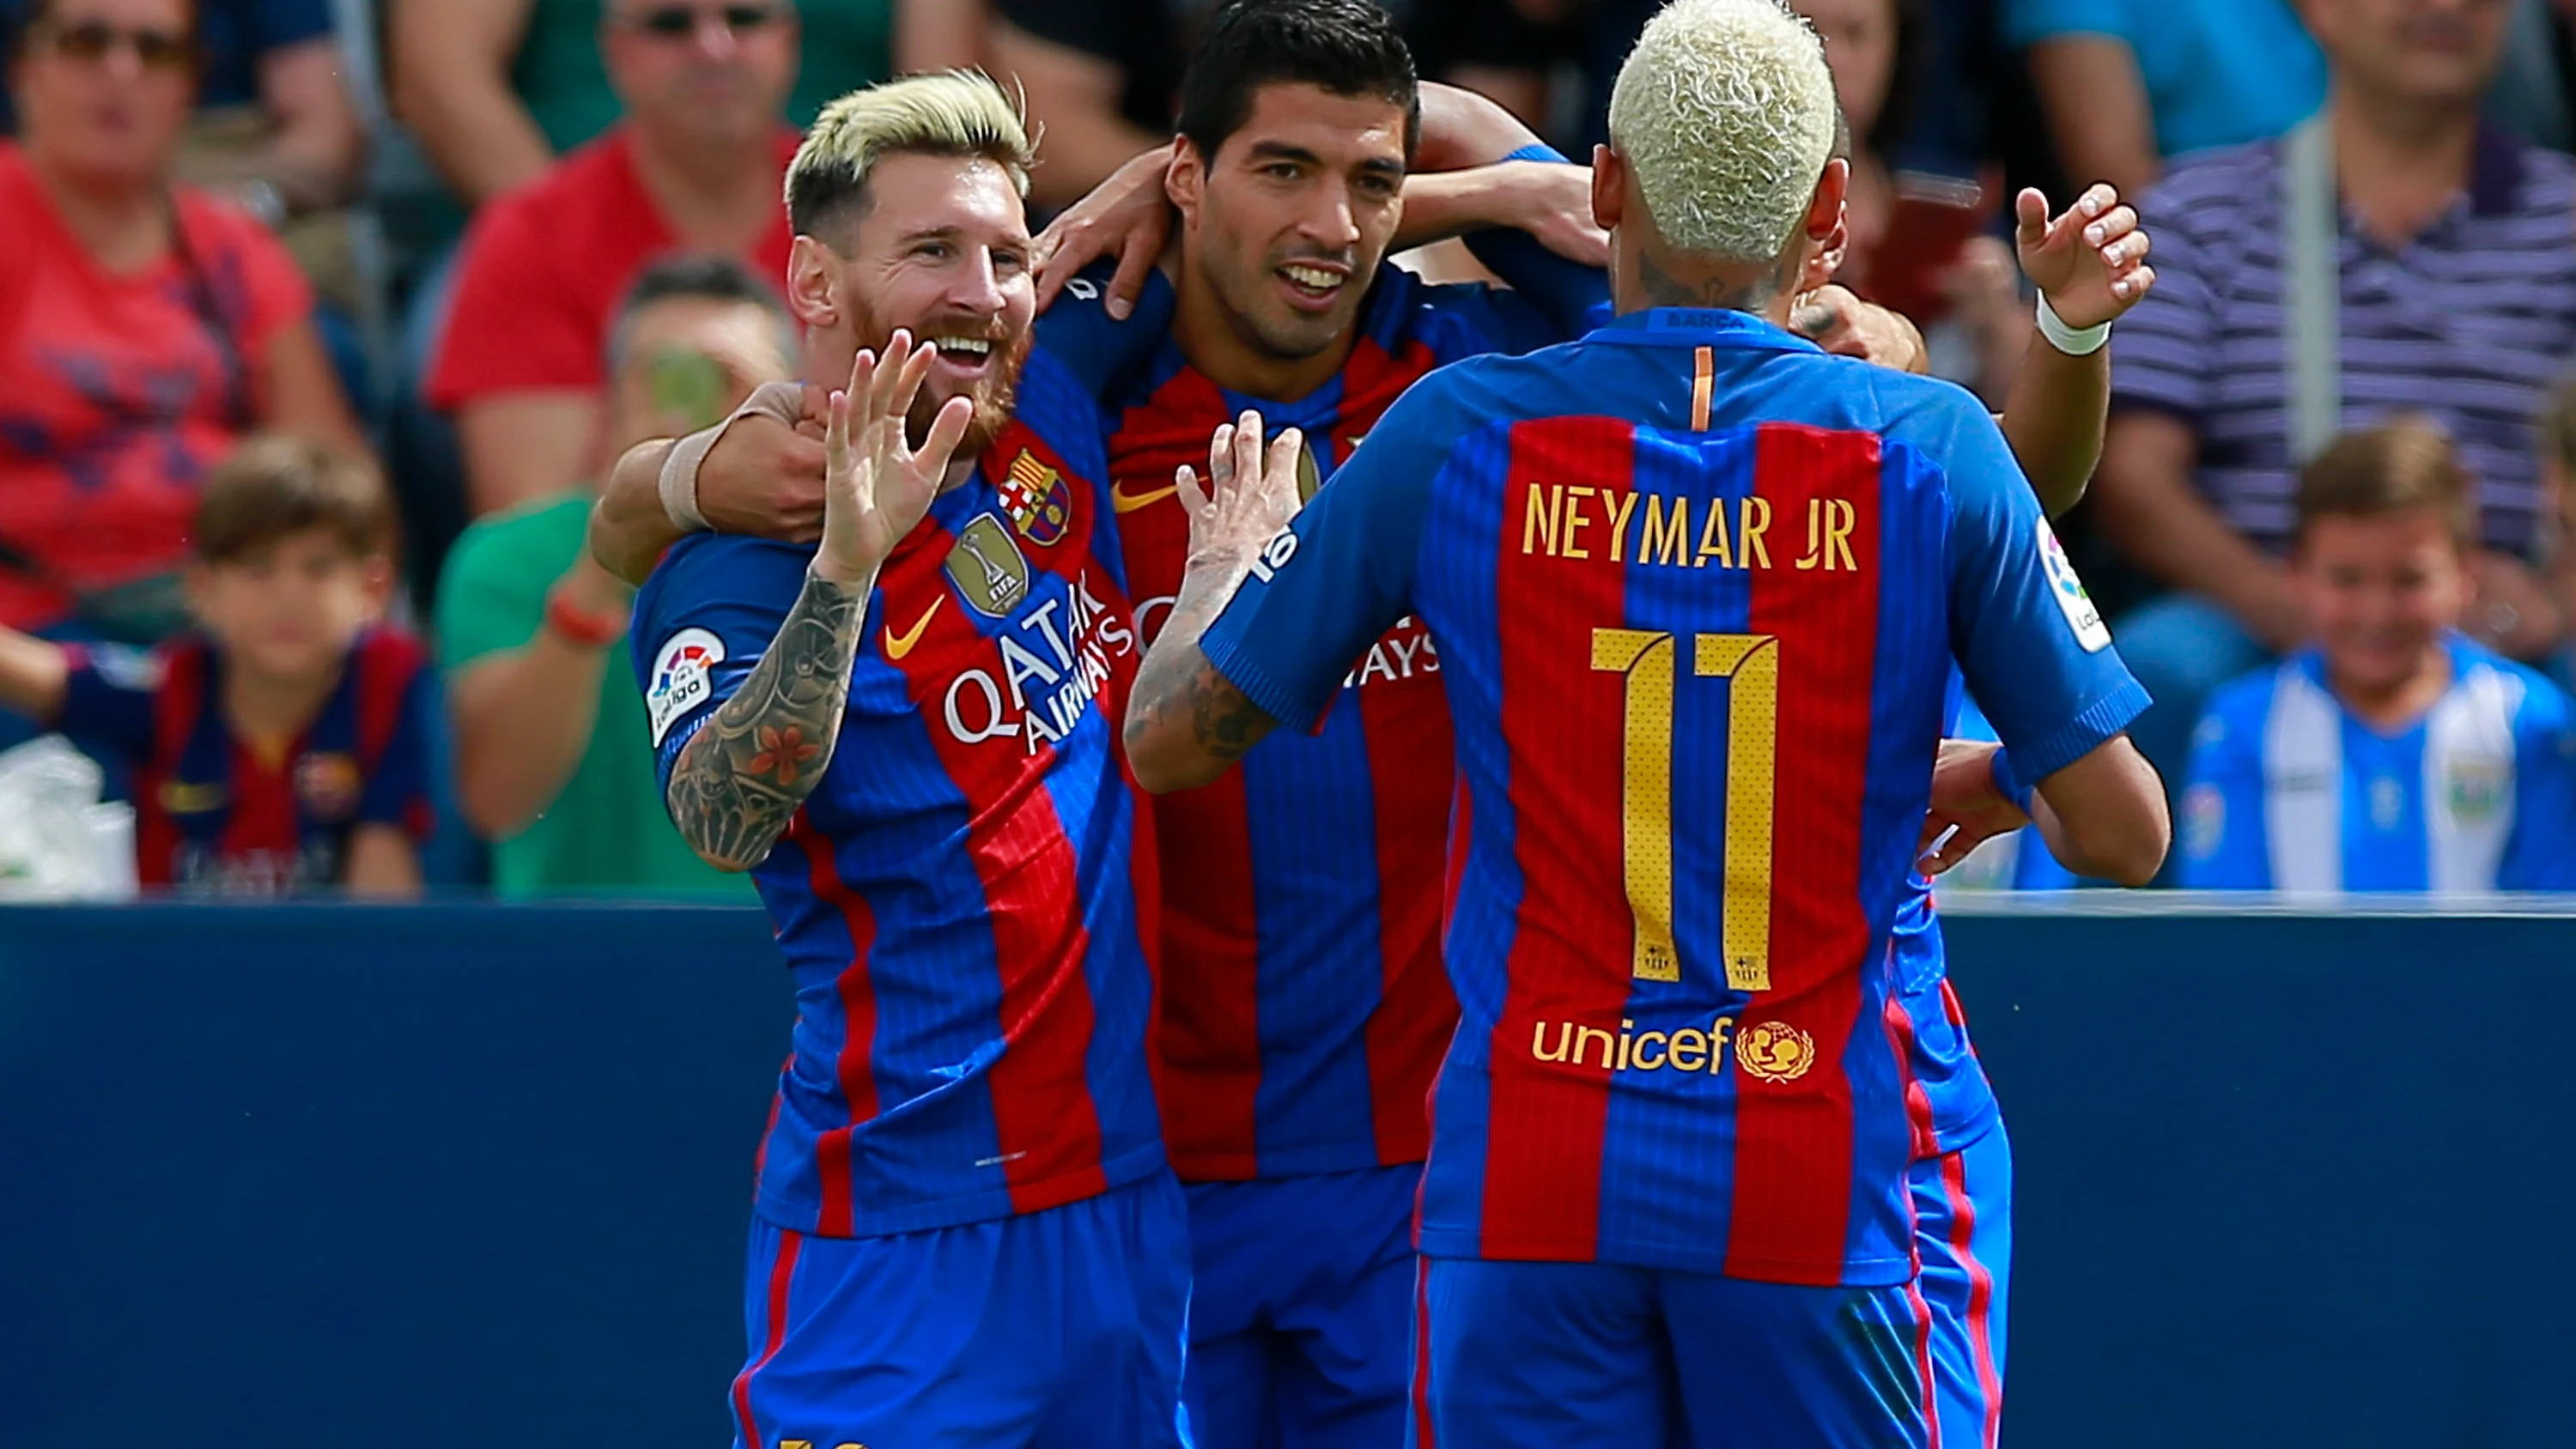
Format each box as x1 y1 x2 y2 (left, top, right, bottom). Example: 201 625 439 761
425 0 804 517
0 0 365 636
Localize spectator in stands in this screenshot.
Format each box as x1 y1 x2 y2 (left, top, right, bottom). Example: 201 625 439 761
436 255 787 899
391 0 974 211
423 0 802 517
2003 0 2326 197
0 435 434 897
2178 420 2576 894
1798 0 2033 404
2093 0 2576 815
0 0 365 639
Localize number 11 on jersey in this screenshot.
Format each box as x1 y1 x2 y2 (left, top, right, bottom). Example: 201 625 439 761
1590 628 1778 992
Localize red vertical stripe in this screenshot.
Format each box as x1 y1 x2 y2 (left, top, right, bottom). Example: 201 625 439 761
1150 772 1266 1176
350 632 422 767
1480 416 1638 1259
1356 653 1458 1167
1941 1149 2006 1448
1909 1274 1943 1449
882 528 1108 1215
1725 423 1882 1282
1881 951 1937 1161
794 816 878 1236
729 1227 804 1448
136 643 206 888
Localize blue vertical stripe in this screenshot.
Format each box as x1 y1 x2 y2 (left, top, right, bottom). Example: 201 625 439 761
1418 415 1519 1255
1594 419 1759 1256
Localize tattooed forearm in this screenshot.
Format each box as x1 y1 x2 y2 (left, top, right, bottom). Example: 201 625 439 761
1124 554 1279 791
665 568 871 869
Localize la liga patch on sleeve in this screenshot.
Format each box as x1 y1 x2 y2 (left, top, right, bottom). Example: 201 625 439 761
2038 519 2111 652
647 627 726 746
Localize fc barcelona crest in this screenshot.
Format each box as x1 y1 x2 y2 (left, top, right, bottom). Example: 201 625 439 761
946 513 1032 618
999 449 1071 545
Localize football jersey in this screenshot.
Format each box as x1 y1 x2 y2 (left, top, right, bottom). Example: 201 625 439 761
1046 258 1575 1181
629 348 1166 1240
1199 307 2148 1285
1939 692 2080 893
54 629 434 894
2180 638 2576 892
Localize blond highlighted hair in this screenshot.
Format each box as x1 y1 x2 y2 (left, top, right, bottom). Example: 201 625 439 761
1607 0 1837 263
787 71 1037 239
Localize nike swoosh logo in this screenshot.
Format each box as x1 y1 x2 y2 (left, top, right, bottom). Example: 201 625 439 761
1112 482 1177 514
883 597 942 661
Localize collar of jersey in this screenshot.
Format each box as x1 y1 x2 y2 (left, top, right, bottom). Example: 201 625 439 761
1589 306 1820 355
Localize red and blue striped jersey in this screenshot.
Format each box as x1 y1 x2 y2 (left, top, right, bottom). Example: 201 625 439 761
1200 308 2148 1285
1045 252 1581 1180
55 628 434 894
630 348 1165 1239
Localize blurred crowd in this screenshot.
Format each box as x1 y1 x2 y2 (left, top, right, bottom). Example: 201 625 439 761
3 0 2574 900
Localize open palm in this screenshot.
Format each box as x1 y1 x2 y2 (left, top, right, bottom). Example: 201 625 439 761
2014 184 2156 331
814 331 975 586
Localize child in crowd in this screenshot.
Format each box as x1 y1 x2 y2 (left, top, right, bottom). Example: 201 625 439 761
0 437 433 896
2181 420 2576 894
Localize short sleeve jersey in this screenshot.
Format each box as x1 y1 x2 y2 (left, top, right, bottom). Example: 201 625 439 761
1200 308 2148 1284
1041 254 1573 1181
56 629 434 894
2181 639 2576 893
628 349 1165 1239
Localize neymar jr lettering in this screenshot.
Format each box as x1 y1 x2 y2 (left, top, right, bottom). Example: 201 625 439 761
1520 482 1863 573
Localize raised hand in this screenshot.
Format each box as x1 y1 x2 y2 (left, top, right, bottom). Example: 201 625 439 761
1176 409 1305 572
812 330 975 587
2014 183 2156 331
1030 143 1176 319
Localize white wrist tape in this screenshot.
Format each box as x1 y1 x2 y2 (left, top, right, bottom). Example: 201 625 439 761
2036 294 2111 356
657 423 719 533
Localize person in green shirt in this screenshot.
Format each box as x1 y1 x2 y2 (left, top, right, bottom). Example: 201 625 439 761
436 254 794 898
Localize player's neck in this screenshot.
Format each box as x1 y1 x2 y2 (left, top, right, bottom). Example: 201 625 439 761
2328 646 2456 732
1613 240 1796 327
221 658 347 768
1172 258 1358 404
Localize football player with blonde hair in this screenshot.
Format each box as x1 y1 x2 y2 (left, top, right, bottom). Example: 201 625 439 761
1122 0 2169 1443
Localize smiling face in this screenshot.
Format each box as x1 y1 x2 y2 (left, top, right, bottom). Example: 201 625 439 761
1170 82 1409 367
2295 505 2468 699
790 149 1036 461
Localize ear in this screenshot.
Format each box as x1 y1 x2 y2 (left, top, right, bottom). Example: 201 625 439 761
1803 157 1850 247
1799 207 1850 294
1591 143 1625 232
1167 138 1206 227
787 234 841 331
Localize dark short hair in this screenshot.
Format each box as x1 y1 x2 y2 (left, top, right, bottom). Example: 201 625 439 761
193 435 392 565
2295 417 2476 548
605 252 793 370
1176 0 1420 167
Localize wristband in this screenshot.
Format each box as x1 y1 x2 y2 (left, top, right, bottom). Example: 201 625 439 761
544 585 627 651
656 380 813 533
1988 747 2037 818
2036 294 2111 356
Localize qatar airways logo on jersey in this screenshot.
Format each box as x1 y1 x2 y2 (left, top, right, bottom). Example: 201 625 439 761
941 570 1136 754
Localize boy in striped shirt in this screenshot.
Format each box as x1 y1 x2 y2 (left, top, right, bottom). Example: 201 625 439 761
2182 420 2576 893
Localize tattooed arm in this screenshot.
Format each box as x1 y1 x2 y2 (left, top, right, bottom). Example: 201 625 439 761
659 332 973 869
664 569 872 869
1126 414 1305 794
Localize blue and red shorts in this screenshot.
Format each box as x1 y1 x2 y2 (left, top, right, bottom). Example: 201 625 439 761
729 1169 1193 1449
1407 1126 2011 1449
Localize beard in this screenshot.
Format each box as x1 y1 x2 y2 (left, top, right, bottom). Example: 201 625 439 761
846 294 1033 466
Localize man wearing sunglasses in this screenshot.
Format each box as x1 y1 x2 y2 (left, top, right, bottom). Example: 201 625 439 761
424 0 808 518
